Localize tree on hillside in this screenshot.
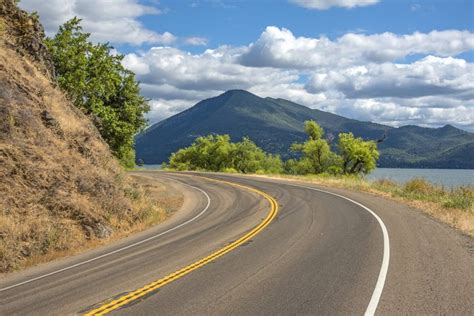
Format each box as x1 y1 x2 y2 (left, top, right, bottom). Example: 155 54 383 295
45 18 149 167
338 132 379 175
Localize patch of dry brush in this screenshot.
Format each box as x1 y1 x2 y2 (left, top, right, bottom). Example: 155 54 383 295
0 0 169 272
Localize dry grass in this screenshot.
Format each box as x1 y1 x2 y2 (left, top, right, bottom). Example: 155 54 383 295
0 4 182 273
18 175 183 270
253 173 474 237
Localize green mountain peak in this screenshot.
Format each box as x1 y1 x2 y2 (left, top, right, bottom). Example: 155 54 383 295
136 90 473 169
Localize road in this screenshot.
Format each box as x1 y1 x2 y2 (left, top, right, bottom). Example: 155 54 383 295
0 171 472 315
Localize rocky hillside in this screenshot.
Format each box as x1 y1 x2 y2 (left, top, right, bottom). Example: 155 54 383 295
0 0 163 272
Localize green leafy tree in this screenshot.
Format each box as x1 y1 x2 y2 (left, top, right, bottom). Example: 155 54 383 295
338 132 379 175
304 120 324 141
233 137 283 174
233 137 266 173
45 18 149 167
168 134 282 173
284 158 312 175
260 154 284 174
287 120 378 175
168 134 234 171
290 120 333 174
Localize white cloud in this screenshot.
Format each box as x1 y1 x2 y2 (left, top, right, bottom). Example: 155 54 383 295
123 53 151 75
19 0 175 45
123 46 298 92
240 26 474 68
124 35 473 131
146 98 196 123
122 45 302 123
325 99 474 130
184 37 209 46
305 56 474 99
290 0 379 10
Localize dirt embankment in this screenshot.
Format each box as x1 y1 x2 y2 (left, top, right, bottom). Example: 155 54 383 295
0 0 180 272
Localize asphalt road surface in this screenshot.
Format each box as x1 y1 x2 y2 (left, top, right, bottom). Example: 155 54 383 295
1 171 472 315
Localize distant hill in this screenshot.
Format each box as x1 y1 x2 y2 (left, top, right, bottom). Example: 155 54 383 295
135 90 474 169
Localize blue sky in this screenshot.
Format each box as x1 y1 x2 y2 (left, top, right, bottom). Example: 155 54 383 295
135 0 474 54
20 0 474 131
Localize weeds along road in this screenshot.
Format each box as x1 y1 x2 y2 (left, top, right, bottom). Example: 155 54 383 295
1 171 472 315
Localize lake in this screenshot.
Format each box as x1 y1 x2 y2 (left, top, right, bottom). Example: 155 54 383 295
367 168 474 188
140 164 162 170
140 165 473 188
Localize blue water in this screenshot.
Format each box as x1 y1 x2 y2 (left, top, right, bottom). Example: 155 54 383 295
367 168 474 188
140 164 162 170
141 165 473 188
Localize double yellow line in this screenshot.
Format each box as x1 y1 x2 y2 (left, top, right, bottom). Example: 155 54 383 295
85 177 278 315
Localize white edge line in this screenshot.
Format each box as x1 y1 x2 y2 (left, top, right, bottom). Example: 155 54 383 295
235 177 390 316
0 176 211 292
295 184 389 316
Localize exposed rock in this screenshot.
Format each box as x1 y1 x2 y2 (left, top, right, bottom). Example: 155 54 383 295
94 223 113 239
83 222 113 239
41 110 63 136
0 0 54 78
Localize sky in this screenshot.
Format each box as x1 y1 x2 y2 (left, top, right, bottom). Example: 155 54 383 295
19 0 474 131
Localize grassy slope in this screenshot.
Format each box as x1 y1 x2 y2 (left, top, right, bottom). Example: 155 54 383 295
0 1 177 272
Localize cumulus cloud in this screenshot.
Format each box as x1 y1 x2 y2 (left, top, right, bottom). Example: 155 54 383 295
240 26 474 68
184 37 209 46
325 99 474 130
123 46 298 93
125 37 473 131
146 99 197 123
305 56 474 99
19 0 175 45
290 0 379 10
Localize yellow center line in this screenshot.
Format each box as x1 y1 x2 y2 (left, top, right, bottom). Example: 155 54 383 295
84 176 279 315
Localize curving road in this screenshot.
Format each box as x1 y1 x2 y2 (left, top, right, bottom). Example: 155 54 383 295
0 171 472 315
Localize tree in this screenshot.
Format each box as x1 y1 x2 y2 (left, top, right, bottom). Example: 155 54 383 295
167 134 282 174
168 134 234 171
288 120 379 176
45 18 149 167
233 137 283 174
304 120 324 141
338 132 379 175
290 120 333 174
233 137 266 173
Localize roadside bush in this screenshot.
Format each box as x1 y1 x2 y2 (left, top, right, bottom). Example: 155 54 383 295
372 178 399 193
402 178 439 197
443 187 473 210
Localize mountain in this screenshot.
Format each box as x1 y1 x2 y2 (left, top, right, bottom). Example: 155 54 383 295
135 90 474 169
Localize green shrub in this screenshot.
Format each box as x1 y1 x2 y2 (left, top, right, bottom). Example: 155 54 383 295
222 167 238 173
443 188 473 210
